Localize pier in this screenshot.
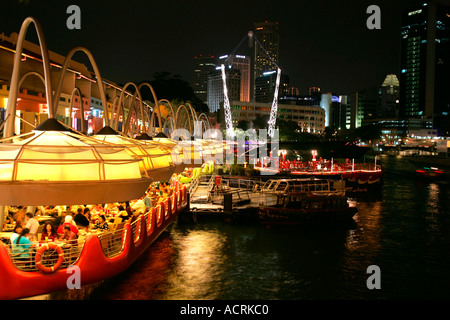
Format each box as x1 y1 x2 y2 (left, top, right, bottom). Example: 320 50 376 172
182 174 275 222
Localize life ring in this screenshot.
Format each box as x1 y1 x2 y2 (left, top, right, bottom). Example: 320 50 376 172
35 243 64 274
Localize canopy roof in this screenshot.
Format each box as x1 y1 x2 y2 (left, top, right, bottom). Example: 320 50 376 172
0 119 152 205
87 126 176 181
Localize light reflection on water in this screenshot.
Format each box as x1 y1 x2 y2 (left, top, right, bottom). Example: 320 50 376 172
89 156 450 300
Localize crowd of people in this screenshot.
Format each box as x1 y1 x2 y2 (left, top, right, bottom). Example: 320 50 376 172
0 171 187 270
2 176 185 264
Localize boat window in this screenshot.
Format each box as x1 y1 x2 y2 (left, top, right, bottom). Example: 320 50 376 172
276 182 287 191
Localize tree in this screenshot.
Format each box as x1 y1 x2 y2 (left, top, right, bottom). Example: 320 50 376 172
252 114 269 130
138 72 208 113
237 120 250 131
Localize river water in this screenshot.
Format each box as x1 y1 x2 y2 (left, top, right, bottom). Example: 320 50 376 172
88 155 450 300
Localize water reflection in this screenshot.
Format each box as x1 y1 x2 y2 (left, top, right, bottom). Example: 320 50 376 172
87 156 450 300
162 228 227 300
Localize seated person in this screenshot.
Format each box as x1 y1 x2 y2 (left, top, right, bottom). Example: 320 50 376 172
117 205 128 222
131 198 147 214
57 215 79 235
93 215 109 231
59 225 78 246
74 208 90 228
10 224 23 244
41 222 58 242
91 204 104 214
11 228 35 261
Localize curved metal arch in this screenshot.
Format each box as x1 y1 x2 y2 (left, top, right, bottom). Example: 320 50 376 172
53 47 108 127
197 113 211 133
18 71 45 91
162 116 176 135
68 87 85 133
186 103 198 123
116 82 144 135
138 82 161 130
175 104 193 136
5 17 53 138
110 95 121 129
158 99 177 130
111 94 135 132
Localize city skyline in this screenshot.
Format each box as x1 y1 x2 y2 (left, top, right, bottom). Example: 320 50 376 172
1 0 440 97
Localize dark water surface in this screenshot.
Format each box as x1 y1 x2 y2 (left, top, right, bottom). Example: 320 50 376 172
89 155 450 300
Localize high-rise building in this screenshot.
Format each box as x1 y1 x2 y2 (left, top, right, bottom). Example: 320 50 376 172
207 66 241 113
253 21 280 100
193 54 217 103
380 74 400 118
219 54 251 102
349 88 379 130
400 1 450 135
309 87 321 97
254 70 289 103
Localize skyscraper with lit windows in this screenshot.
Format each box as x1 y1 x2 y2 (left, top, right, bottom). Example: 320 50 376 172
399 1 450 135
193 54 217 104
253 21 279 101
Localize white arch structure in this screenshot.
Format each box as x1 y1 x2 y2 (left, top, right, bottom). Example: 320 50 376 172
175 103 198 136
67 87 85 133
138 82 161 133
3 17 208 141
113 82 145 135
4 17 54 138
53 46 108 127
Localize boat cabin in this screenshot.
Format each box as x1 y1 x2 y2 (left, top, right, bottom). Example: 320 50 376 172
274 193 348 209
261 178 345 196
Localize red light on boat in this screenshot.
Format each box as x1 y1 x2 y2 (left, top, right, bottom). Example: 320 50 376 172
416 170 426 173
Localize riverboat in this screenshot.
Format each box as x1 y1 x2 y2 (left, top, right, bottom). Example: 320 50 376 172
258 178 357 225
0 184 188 300
415 167 446 180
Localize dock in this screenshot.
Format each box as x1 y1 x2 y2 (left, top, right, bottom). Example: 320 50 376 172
180 174 275 223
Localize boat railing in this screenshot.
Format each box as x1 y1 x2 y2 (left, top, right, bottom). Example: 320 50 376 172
220 177 260 191
5 236 87 272
4 223 130 272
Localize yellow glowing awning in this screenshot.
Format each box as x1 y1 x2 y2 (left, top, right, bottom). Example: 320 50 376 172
0 119 152 205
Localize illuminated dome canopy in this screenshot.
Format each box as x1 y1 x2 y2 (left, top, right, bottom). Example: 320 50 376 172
0 119 152 206
86 126 176 182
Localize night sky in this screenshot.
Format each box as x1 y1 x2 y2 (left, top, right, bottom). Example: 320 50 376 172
1 0 448 96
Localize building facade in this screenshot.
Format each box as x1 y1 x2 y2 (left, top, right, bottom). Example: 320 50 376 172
400 1 450 135
254 70 289 103
207 67 241 113
218 54 251 103
223 100 325 134
253 21 280 100
380 74 400 118
193 54 218 104
0 31 145 136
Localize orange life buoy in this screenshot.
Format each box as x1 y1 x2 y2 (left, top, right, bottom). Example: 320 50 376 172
35 243 64 274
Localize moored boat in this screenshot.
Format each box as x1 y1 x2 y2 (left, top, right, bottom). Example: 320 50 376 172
257 178 357 225
0 183 188 300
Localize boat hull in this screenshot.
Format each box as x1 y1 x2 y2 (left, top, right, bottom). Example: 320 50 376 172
0 191 187 300
258 206 358 226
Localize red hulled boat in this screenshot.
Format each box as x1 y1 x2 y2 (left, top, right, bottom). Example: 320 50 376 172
0 186 187 300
